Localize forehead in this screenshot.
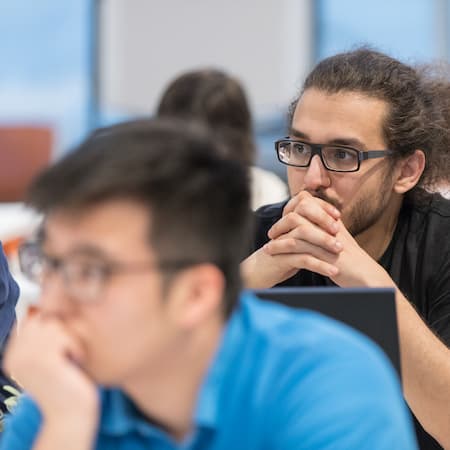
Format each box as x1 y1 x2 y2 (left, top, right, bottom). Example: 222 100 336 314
42 199 154 259
292 88 389 147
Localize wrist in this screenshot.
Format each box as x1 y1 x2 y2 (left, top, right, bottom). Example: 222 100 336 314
363 265 395 288
37 413 99 450
241 253 265 289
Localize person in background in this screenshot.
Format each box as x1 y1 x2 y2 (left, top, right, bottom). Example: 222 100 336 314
1 119 416 449
242 47 450 449
156 68 288 210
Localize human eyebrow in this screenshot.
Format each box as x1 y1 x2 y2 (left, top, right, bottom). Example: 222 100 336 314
67 245 114 261
288 128 366 150
41 243 113 263
288 128 309 140
326 138 366 150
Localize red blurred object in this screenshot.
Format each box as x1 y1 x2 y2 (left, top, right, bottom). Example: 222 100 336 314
0 125 53 201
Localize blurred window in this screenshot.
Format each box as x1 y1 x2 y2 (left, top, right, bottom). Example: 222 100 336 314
0 0 94 154
315 0 448 62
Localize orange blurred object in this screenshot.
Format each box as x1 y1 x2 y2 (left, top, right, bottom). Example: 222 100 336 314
2 236 24 259
0 125 53 202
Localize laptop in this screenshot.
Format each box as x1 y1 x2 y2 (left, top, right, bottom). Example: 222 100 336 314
253 287 401 376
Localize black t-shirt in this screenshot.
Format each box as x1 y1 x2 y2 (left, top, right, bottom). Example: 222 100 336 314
253 192 450 450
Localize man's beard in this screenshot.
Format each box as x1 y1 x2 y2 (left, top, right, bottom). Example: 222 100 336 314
309 179 393 237
344 188 391 236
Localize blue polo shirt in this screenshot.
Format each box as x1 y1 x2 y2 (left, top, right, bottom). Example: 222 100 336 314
1 292 417 449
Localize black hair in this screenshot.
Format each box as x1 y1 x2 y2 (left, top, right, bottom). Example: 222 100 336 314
27 118 252 317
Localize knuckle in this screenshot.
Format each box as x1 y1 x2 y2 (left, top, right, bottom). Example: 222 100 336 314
296 253 311 269
325 236 336 249
285 211 299 222
284 238 298 252
297 190 310 201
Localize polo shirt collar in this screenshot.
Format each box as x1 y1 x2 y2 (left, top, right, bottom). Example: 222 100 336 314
100 389 165 438
193 294 244 429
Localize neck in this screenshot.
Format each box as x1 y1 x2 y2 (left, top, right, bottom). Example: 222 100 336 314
122 318 224 442
355 195 403 261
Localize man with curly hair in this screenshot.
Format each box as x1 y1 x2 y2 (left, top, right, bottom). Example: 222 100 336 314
243 48 450 449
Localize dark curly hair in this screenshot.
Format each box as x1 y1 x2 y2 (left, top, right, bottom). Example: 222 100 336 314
288 47 447 194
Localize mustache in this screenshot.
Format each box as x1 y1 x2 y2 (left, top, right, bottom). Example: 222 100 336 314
304 189 341 210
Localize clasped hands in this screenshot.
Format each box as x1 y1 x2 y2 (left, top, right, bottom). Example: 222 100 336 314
243 191 388 289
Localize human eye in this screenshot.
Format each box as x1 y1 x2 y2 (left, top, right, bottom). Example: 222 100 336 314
292 142 309 155
326 147 357 163
331 147 355 160
67 259 111 283
323 146 358 170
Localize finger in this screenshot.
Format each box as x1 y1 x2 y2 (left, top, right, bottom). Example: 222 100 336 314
262 247 339 278
264 237 340 261
284 191 341 219
282 202 340 237
268 213 342 253
282 195 302 216
20 316 86 367
44 320 86 366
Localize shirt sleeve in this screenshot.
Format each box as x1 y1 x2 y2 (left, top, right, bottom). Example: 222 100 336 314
0 395 41 450
267 324 418 450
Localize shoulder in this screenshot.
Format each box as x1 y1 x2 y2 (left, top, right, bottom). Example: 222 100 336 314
0 395 41 450
254 200 287 221
403 192 450 227
239 294 416 448
252 201 288 250
399 193 450 258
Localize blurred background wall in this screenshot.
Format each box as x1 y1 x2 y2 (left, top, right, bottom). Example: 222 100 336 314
1 0 450 183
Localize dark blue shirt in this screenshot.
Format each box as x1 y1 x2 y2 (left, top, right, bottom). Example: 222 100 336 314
0 242 20 415
1 292 417 449
0 243 18 349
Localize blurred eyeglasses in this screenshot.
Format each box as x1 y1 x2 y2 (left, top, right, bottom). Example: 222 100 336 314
18 241 197 304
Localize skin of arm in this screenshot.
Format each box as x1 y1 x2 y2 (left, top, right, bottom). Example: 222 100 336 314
3 315 99 450
242 192 450 448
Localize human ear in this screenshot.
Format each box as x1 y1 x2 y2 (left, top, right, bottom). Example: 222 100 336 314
393 150 426 194
167 264 225 329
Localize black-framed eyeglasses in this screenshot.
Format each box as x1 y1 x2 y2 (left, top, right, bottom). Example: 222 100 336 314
18 241 200 304
275 138 393 172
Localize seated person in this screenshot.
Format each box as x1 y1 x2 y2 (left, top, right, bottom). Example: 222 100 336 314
156 68 288 210
242 48 450 448
1 119 416 449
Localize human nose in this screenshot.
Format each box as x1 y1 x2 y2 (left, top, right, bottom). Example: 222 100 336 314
303 154 331 191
